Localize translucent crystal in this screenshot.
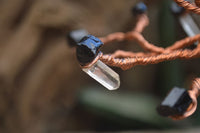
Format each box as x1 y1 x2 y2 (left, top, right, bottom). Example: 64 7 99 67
83 60 120 90
179 14 200 45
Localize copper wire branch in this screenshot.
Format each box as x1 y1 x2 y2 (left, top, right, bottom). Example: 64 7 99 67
99 14 165 54
96 3 200 119
174 0 200 14
98 14 200 70
196 0 200 7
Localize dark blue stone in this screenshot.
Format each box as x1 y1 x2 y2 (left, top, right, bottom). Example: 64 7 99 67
170 1 186 16
76 35 103 66
132 2 147 15
157 87 192 117
67 29 89 47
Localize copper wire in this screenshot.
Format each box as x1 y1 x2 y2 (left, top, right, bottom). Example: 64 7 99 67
100 46 200 70
96 4 200 119
196 0 200 7
81 52 103 69
100 35 200 70
98 14 200 70
99 14 149 44
100 14 165 53
111 50 155 58
174 0 200 14
133 14 149 33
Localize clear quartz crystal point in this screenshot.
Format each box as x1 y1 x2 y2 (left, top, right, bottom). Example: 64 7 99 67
179 14 200 45
82 60 120 90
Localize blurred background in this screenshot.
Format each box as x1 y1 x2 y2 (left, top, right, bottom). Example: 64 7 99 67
0 0 200 133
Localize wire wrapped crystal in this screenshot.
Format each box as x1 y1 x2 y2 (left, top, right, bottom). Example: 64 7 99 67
76 35 120 90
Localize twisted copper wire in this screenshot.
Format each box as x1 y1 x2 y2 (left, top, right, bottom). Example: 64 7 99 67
166 34 200 51
100 45 200 70
170 78 200 120
111 50 155 58
100 34 200 70
100 14 165 54
99 14 149 44
196 0 200 7
125 31 165 53
174 0 200 14
97 3 200 119
98 13 200 70
133 14 149 33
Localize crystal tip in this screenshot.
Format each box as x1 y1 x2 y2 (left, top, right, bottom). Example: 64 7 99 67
82 60 120 91
107 75 120 91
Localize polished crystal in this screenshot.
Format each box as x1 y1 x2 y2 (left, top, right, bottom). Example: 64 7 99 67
179 14 200 45
157 87 192 117
83 60 120 90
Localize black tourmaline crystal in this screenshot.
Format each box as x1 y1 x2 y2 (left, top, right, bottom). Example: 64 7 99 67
157 87 192 117
67 29 89 47
132 2 147 15
76 35 103 66
170 1 186 16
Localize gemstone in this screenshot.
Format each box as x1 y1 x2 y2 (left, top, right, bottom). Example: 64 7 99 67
179 14 200 45
171 1 199 45
170 2 185 16
132 2 147 15
67 29 89 47
157 87 192 117
82 60 120 90
76 35 103 66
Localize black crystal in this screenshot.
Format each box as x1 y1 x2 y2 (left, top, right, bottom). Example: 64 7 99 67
132 2 147 15
76 35 103 66
157 87 192 117
67 29 89 47
170 1 186 16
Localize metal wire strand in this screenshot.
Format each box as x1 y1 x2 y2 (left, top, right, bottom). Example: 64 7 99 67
111 50 155 58
195 0 200 7
97 10 200 70
166 34 200 51
95 2 200 120
100 45 200 70
99 14 149 44
174 0 200 14
100 13 200 58
99 14 165 53
133 14 149 33
105 33 200 59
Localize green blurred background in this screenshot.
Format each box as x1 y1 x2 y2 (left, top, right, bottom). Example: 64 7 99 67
0 0 200 132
